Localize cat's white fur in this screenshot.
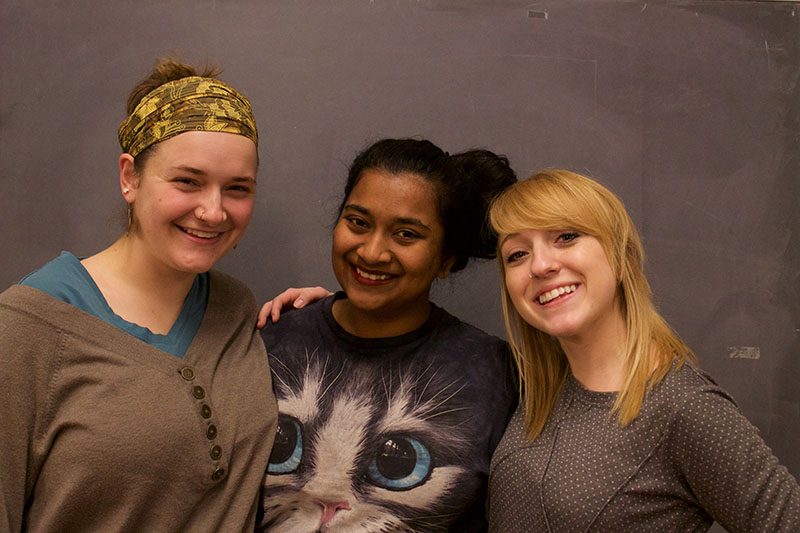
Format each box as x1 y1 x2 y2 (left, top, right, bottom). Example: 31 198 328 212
261 354 470 532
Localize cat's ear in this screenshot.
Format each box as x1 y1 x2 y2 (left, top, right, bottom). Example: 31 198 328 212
437 255 457 279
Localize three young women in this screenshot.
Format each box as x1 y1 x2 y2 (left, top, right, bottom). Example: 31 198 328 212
0 59 277 531
257 138 518 532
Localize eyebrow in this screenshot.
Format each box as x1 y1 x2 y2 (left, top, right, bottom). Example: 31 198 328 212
499 233 518 247
172 165 206 176
172 166 256 183
344 203 432 231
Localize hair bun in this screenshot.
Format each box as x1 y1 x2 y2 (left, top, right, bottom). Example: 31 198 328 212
452 150 517 263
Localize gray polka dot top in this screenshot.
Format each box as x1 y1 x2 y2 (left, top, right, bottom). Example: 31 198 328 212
488 363 800 532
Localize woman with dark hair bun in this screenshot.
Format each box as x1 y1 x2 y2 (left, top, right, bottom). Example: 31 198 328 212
256 138 518 531
0 58 277 531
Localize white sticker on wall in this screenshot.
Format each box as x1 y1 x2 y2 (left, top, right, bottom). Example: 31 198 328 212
728 346 761 360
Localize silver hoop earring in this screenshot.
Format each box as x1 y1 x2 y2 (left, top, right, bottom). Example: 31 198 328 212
199 209 206 222
528 272 533 279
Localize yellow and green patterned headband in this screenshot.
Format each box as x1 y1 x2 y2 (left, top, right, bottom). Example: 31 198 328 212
118 76 258 157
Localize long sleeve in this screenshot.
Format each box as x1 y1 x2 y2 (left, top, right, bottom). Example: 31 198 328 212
0 290 61 532
669 385 800 532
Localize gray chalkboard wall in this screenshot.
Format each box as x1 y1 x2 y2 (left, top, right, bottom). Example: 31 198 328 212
1 1 798 530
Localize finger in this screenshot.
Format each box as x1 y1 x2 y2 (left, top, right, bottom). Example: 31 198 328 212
257 301 273 328
271 301 283 322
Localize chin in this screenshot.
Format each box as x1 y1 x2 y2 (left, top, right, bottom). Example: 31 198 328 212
541 321 584 341
521 314 579 340
345 294 391 313
172 255 220 275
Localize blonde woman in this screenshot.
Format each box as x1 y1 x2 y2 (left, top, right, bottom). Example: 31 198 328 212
488 170 799 532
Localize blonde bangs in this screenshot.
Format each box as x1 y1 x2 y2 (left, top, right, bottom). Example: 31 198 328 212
489 168 694 441
491 171 596 240
491 170 627 275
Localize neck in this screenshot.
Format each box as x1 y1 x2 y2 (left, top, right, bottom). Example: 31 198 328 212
331 298 431 339
81 235 197 334
559 307 628 392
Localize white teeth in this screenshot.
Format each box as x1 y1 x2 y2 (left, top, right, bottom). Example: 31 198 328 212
356 267 391 281
184 228 221 238
538 284 577 304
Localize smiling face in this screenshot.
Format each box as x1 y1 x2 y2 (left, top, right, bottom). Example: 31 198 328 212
500 228 621 345
331 169 453 336
122 130 258 276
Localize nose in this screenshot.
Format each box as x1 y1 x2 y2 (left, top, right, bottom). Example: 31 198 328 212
313 498 350 527
529 247 559 278
359 233 392 264
195 189 227 225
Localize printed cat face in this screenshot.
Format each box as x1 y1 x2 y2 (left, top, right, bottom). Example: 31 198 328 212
259 349 479 532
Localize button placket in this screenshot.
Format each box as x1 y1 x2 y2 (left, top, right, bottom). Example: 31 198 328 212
179 365 227 482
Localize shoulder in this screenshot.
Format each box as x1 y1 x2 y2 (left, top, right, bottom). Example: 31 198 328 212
0 285 69 374
208 269 253 301
206 269 259 319
1 283 77 330
18 251 79 281
260 294 331 346
653 362 752 454
616 362 741 461
17 252 86 299
490 404 528 464
430 305 509 352
428 306 517 408
1 284 43 323
647 361 736 414
429 308 513 381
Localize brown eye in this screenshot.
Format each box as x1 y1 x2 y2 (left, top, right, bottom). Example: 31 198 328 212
346 216 368 229
557 232 580 243
505 251 526 263
395 230 419 241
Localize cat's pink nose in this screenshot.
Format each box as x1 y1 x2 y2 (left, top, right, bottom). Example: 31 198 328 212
313 498 351 527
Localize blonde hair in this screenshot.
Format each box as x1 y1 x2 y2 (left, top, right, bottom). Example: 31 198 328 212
489 169 695 440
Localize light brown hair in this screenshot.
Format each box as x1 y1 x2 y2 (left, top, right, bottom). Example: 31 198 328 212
125 58 222 171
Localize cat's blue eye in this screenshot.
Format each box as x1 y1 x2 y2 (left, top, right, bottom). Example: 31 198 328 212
267 415 303 474
367 435 432 490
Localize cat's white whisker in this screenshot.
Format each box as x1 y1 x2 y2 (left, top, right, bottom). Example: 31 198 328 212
414 383 466 417
317 364 345 402
422 406 471 419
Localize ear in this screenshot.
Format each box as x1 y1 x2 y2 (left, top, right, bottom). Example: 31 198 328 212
119 153 139 203
437 255 457 279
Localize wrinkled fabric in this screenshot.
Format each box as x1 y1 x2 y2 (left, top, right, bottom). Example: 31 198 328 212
119 76 257 157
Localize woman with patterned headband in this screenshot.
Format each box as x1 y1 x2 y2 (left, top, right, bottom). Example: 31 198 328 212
0 58 277 531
